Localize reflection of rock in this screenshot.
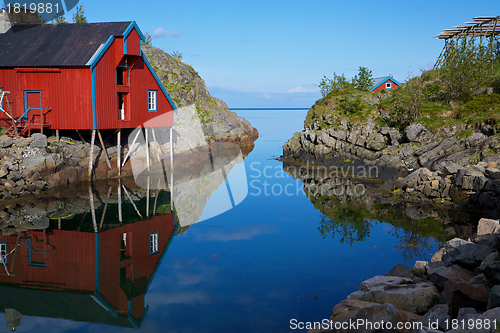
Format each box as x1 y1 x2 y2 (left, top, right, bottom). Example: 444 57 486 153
0 179 170 234
171 142 246 227
283 163 477 248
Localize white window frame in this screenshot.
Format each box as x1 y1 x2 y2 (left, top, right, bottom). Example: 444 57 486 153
385 82 392 89
150 232 159 254
148 90 157 112
0 243 7 264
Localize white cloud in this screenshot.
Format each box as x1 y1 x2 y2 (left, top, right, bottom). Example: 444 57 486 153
287 86 318 93
152 27 183 38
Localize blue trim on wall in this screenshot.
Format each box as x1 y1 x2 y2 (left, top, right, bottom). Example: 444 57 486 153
23 90 41 121
141 50 177 113
370 76 402 91
27 236 46 267
123 21 146 42
123 21 145 56
90 36 115 130
92 292 119 317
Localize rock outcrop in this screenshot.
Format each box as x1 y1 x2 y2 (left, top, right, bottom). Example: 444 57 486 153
142 46 258 148
309 220 500 333
283 119 500 217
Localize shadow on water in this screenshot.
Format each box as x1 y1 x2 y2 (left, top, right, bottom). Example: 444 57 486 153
283 162 479 261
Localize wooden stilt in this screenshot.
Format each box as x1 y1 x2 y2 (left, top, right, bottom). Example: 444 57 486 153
97 129 112 170
118 179 123 223
122 185 142 218
99 186 112 231
88 130 96 181
76 129 86 143
151 128 162 163
56 129 60 142
153 188 160 216
5 93 18 137
89 185 97 233
9 233 20 274
117 129 121 177
58 217 61 230
146 175 150 217
145 127 150 172
122 129 141 167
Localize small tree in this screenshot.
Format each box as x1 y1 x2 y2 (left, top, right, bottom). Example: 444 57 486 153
393 72 427 123
141 32 153 47
54 12 68 24
319 67 372 97
352 66 373 91
319 72 352 98
171 50 183 60
72 5 87 24
439 37 493 101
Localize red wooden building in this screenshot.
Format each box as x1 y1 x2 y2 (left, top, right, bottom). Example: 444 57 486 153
0 212 177 328
0 21 176 136
370 75 401 92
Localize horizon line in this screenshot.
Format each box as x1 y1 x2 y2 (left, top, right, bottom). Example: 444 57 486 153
229 108 310 110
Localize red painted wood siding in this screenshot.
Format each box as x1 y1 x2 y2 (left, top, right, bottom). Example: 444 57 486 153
0 26 173 131
373 81 399 92
0 67 93 129
93 37 174 129
0 213 175 322
97 213 176 319
126 29 141 57
0 230 95 292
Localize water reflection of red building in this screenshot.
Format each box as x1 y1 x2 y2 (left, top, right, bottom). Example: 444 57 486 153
0 212 177 328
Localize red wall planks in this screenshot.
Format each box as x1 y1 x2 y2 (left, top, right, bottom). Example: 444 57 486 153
126 29 141 57
0 25 173 132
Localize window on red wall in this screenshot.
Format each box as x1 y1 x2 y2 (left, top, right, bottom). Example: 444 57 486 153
117 67 129 86
118 93 130 121
150 232 158 254
148 90 157 112
386 82 392 89
120 232 132 260
0 242 6 265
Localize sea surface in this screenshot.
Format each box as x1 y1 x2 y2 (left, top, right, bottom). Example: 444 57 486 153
0 110 458 333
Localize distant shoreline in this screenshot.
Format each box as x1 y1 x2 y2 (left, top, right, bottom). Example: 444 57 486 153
230 108 309 110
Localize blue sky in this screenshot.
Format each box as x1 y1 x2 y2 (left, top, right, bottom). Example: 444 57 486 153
68 0 498 108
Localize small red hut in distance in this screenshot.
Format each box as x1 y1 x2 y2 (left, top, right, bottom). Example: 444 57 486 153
370 75 401 92
0 21 176 136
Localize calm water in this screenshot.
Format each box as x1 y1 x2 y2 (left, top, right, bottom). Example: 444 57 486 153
0 110 459 333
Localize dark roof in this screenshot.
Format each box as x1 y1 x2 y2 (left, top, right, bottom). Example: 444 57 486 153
0 22 132 67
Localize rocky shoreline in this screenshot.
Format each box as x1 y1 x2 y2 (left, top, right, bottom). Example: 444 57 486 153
309 218 500 333
282 119 500 218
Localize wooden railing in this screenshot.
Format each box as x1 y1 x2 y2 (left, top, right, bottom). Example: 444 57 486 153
19 107 52 136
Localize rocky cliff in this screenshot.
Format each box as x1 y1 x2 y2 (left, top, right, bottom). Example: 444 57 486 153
282 109 500 217
142 46 258 147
